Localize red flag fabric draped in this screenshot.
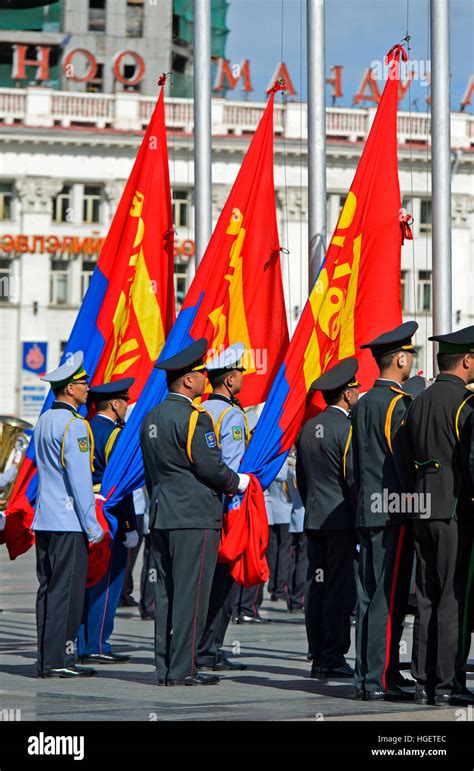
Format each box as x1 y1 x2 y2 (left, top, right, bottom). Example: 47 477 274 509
3 83 175 578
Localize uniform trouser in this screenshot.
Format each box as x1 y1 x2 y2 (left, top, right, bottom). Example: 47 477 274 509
151 527 220 681
288 532 308 610
355 524 414 693
77 537 127 655
196 561 235 666
229 582 264 618
305 529 356 669
267 523 292 599
411 518 474 696
35 531 89 672
139 533 156 616
120 514 144 603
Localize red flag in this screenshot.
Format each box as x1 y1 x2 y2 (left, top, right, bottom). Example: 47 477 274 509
3 83 175 577
181 88 289 406
239 44 409 519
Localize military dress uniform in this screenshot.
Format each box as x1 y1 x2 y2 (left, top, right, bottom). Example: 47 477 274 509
351 322 418 699
78 378 137 663
296 358 359 677
405 328 474 706
197 343 249 671
140 339 246 685
32 352 103 678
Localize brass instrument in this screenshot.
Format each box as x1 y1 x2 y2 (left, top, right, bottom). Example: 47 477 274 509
0 416 32 511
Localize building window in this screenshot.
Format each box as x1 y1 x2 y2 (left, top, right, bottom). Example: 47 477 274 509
122 63 141 92
85 62 104 93
81 258 97 298
417 270 432 312
89 0 106 32
420 198 432 232
400 270 408 311
126 0 144 37
174 263 188 311
83 186 102 224
172 190 190 228
50 260 69 305
0 183 13 221
0 258 13 303
52 185 72 223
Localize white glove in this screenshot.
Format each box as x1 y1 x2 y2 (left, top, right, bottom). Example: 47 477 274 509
0 512 6 532
123 529 139 549
237 473 250 493
90 528 105 545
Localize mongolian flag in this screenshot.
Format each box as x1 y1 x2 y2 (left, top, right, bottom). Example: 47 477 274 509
99 84 290 521
3 79 175 564
241 43 408 494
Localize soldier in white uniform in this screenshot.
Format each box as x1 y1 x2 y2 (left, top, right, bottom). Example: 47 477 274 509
197 343 249 671
33 351 104 678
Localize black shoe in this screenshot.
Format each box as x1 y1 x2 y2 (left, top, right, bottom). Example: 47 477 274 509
167 673 221 686
140 612 154 621
213 657 247 671
311 662 354 679
355 687 366 700
118 596 138 607
237 613 269 624
156 679 167 686
415 688 433 705
365 686 414 701
40 665 97 678
79 652 130 664
434 690 474 707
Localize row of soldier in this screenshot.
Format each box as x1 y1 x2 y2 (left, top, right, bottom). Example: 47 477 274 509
21 320 474 703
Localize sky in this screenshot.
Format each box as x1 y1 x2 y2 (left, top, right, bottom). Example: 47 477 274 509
224 0 474 111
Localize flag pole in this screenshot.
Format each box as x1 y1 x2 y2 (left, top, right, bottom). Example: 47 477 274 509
430 0 452 370
193 0 212 269
307 0 327 288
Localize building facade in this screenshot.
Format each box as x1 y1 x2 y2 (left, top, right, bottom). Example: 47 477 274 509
1 87 473 418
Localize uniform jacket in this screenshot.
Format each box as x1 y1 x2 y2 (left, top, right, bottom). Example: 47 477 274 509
204 393 247 471
267 459 292 525
89 413 136 535
296 406 355 531
405 374 474 521
140 393 240 530
32 401 102 539
351 379 413 528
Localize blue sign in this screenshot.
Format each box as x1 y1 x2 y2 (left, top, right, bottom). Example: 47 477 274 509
22 342 48 376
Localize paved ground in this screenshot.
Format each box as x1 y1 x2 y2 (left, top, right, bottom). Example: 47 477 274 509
1 546 473 722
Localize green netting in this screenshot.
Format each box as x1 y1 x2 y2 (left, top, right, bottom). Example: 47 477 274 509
173 0 229 58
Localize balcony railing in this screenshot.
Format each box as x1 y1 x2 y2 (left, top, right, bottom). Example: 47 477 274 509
0 87 472 149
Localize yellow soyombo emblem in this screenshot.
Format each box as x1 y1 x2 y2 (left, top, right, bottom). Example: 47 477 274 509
303 191 361 391
208 207 256 375
104 190 166 381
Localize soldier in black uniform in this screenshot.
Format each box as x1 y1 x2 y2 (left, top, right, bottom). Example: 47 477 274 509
405 326 474 706
351 321 418 701
140 339 249 686
296 358 359 679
